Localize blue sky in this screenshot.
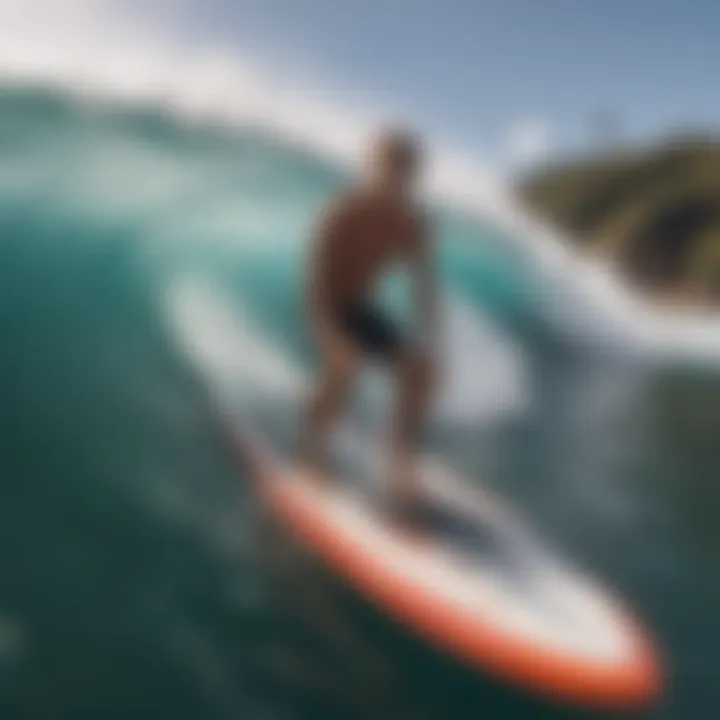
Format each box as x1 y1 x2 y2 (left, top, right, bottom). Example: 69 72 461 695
157 0 720 169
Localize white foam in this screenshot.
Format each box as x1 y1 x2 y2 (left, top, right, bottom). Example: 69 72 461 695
437 297 529 422
165 276 303 400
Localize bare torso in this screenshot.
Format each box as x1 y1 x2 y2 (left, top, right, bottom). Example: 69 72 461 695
310 190 424 312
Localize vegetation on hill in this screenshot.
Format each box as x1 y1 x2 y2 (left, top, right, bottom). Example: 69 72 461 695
518 134 720 305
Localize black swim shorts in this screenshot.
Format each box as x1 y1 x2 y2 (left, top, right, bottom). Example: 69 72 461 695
335 303 401 359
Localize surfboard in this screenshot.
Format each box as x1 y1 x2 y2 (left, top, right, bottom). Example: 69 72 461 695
231 413 663 710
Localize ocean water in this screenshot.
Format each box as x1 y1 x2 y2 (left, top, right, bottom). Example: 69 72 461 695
1 84 720 720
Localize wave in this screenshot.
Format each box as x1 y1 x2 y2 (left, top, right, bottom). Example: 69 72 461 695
1 0 720 366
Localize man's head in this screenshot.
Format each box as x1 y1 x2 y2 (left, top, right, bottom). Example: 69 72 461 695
368 126 423 196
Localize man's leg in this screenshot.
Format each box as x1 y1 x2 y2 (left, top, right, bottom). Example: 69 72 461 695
300 333 360 480
389 349 436 504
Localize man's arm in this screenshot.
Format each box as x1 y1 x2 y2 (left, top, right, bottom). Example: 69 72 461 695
412 211 440 356
307 196 353 323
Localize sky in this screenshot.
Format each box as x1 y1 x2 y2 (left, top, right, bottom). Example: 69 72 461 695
150 0 720 171
1 0 718 176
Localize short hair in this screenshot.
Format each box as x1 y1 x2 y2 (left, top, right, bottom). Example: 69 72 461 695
372 126 422 168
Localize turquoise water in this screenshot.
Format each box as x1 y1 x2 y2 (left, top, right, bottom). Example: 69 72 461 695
1 84 719 719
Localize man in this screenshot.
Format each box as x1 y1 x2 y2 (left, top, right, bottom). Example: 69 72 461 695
301 127 439 517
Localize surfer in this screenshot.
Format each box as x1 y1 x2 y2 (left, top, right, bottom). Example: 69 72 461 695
300 127 438 516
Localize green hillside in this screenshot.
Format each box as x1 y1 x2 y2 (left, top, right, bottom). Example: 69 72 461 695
519 135 720 305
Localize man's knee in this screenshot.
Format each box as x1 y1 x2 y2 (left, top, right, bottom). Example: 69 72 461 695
398 350 436 395
323 342 359 394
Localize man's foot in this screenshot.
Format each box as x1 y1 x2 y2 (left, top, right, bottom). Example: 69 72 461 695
298 458 334 488
384 458 428 530
383 491 433 532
